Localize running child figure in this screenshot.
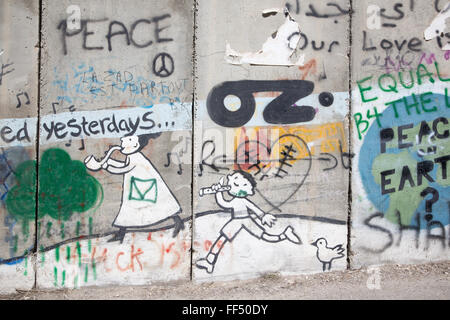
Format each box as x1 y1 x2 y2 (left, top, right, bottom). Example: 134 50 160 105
196 170 302 274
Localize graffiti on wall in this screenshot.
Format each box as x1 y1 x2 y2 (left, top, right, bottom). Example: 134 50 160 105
57 14 174 55
9 0 450 289
311 237 345 271
195 72 349 274
359 92 449 252
355 47 450 253
84 133 184 242
196 171 302 274
51 63 189 108
6 148 103 234
206 80 334 128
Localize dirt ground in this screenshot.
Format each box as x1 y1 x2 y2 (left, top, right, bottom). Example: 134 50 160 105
2 261 449 300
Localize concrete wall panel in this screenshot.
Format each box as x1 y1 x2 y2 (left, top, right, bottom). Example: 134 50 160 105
193 0 350 281
37 0 194 289
0 0 39 293
350 0 450 268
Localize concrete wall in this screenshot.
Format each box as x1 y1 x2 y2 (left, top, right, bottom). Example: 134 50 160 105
0 0 447 292
0 0 39 292
193 0 349 281
36 0 193 289
350 0 450 268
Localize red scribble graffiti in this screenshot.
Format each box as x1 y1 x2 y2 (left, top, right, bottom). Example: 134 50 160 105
165 242 176 253
130 245 144 271
204 240 212 251
116 252 128 271
74 232 192 274
115 245 144 272
298 58 317 80
181 241 190 252
163 242 181 269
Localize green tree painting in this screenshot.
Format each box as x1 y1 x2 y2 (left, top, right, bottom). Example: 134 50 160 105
6 148 103 227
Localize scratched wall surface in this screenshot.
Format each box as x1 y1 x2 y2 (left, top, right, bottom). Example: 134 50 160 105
0 0 448 294
193 0 350 281
350 0 450 267
35 0 193 289
0 0 38 292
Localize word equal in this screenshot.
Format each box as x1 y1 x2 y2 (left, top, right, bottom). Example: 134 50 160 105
354 62 449 140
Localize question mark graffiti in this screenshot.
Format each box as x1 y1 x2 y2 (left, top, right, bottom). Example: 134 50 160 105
420 187 440 221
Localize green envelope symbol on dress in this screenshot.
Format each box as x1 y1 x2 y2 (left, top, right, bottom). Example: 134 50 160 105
129 177 158 203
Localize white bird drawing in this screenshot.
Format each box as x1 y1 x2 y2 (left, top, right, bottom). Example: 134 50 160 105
311 238 345 272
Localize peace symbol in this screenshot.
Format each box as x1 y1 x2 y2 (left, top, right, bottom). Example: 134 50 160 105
152 52 174 78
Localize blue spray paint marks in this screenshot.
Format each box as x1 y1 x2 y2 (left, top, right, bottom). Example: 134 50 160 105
359 93 450 228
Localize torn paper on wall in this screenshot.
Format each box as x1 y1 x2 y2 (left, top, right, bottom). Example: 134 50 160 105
424 1 450 50
225 8 305 66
